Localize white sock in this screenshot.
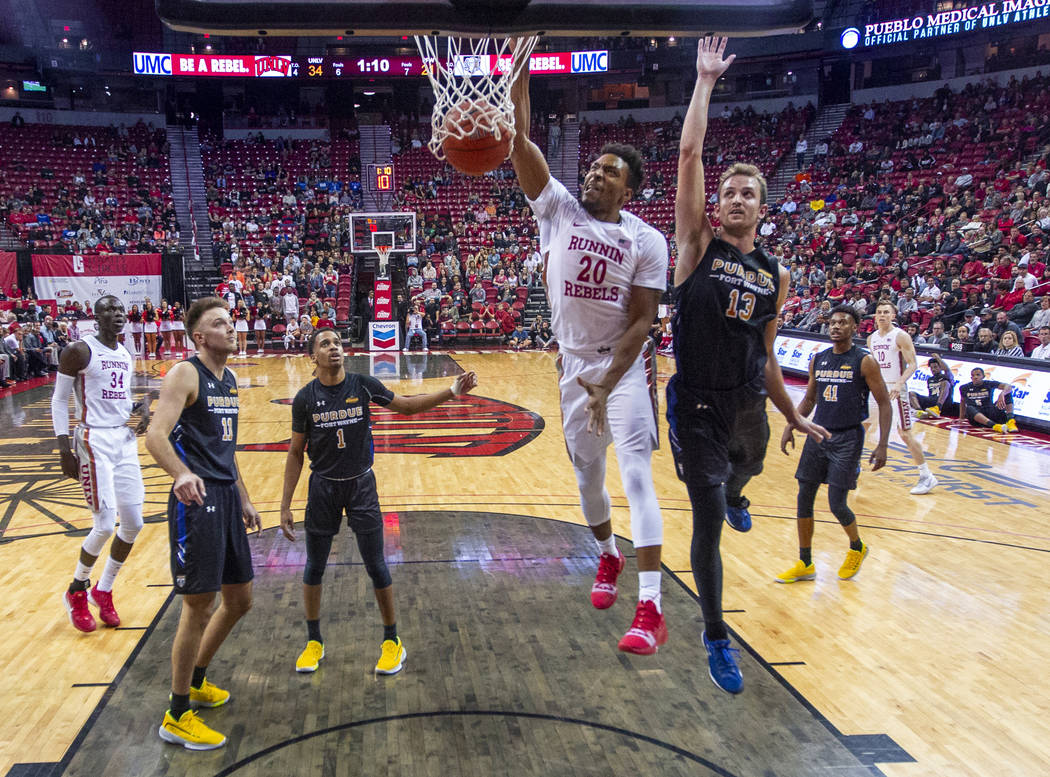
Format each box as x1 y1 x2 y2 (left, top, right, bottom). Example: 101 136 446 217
96 557 124 592
919 463 932 479
596 535 618 557
638 570 662 611
74 561 93 583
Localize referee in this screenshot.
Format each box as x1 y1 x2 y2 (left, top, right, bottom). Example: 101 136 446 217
280 327 477 675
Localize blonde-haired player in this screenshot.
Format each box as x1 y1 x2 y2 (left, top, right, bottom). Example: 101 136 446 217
866 300 937 494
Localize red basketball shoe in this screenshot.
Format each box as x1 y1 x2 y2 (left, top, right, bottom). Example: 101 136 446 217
63 588 97 633
590 550 626 609
89 585 121 627
617 600 668 655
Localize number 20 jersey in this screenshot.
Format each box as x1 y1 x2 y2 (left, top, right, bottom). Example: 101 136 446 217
528 177 668 354
672 237 781 392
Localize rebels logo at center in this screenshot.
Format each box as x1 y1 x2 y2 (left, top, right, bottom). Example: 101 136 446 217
249 395 544 457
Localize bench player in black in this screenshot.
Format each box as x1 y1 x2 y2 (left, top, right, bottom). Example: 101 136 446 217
671 37 829 694
778 306 891 584
280 327 477 675
958 367 1017 433
147 297 262 751
908 355 957 419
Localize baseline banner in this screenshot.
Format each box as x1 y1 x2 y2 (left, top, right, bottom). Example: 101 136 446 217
0 251 16 295
31 254 163 309
773 334 1050 425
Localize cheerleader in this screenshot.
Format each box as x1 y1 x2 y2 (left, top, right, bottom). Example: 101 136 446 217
233 299 250 356
170 301 186 355
126 303 143 355
158 298 173 357
142 299 159 359
251 302 268 354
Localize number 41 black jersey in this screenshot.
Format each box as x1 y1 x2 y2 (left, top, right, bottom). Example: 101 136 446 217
672 237 781 392
291 374 394 479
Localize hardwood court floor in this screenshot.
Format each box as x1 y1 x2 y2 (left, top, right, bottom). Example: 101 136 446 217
1 350 1048 777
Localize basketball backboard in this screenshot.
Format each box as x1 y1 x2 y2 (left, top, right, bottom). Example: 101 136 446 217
349 212 417 255
156 0 814 37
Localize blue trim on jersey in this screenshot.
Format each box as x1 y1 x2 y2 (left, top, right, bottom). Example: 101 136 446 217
175 502 187 568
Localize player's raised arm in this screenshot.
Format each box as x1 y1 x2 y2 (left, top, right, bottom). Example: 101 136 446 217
508 48 550 200
385 371 478 415
675 37 734 286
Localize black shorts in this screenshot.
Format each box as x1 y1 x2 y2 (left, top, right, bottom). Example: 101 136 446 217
168 480 254 595
305 469 382 537
965 403 1008 425
667 374 770 488
795 425 865 491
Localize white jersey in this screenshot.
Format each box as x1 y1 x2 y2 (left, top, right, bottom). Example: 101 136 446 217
528 177 668 354
868 326 909 382
74 335 134 428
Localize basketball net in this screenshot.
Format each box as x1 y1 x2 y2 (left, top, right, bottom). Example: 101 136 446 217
376 245 392 276
414 34 539 161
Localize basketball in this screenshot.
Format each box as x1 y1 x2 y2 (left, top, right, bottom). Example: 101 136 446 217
441 100 512 176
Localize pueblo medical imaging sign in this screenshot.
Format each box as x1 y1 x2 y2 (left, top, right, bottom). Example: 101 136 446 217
844 0 1050 48
134 53 296 77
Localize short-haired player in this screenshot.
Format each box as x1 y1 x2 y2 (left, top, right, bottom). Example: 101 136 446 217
147 297 262 750
866 301 938 494
510 57 670 654
53 295 149 632
280 327 477 675
778 306 891 584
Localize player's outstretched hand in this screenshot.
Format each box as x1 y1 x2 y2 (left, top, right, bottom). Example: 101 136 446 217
869 443 888 471
452 371 478 397
696 37 735 83
780 425 796 455
280 506 296 542
576 377 611 437
173 471 206 505
242 501 262 534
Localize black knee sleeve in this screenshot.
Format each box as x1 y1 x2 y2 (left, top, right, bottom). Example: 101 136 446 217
827 486 856 528
685 481 727 628
796 480 820 519
356 529 392 589
303 532 334 585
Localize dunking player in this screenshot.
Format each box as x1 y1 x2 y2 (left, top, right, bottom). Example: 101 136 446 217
778 306 890 583
865 301 938 494
280 327 477 675
53 295 149 632
510 57 670 654
146 298 261 750
671 37 829 693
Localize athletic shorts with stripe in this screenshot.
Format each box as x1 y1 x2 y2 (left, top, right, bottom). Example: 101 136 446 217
868 391 914 432
168 480 254 595
795 425 865 491
305 469 383 538
73 425 145 513
556 341 658 464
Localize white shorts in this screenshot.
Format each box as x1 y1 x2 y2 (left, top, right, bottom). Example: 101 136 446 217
73 425 145 513
235 320 249 332
143 322 158 334
556 344 658 465
869 391 914 432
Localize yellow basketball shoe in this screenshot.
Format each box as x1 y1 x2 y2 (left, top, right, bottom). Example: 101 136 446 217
838 543 869 580
189 679 230 708
1006 418 1018 432
296 640 325 673
775 559 816 584
158 710 226 750
375 637 406 675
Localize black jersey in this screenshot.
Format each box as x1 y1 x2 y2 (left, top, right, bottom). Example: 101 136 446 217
170 357 239 482
672 237 781 392
291 373 394 479
926 370 955 403
959 379 1007 413
811 345 870 430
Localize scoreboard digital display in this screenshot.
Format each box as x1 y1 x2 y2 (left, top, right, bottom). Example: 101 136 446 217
368 163 395 192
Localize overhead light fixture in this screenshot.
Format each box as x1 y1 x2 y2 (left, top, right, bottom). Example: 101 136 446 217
363 90 375 96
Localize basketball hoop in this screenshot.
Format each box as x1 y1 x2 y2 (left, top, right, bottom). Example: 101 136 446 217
376 245 392 276
414 34 539 162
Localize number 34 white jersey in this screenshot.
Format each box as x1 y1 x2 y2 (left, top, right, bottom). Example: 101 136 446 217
74 335 135 428
528 177 668 354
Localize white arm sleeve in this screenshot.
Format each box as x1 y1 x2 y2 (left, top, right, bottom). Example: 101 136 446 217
51 372 76 438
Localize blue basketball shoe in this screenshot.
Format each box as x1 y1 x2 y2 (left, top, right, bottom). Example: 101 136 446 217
703 632 743 694
725 497 752 533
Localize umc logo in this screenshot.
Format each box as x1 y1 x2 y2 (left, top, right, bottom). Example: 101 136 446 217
571 51 608 73
133 52 172 76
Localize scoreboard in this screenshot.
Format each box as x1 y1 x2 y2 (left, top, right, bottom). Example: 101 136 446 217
367 163 395 193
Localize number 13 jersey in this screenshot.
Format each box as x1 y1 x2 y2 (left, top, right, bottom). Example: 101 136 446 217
528 177 668 354
672 237 781 392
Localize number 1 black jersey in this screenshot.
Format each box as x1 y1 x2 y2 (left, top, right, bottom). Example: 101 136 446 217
291 374 394 479
672 237 781 392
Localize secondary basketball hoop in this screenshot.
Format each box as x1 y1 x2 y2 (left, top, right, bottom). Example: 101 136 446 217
414 34 539 172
